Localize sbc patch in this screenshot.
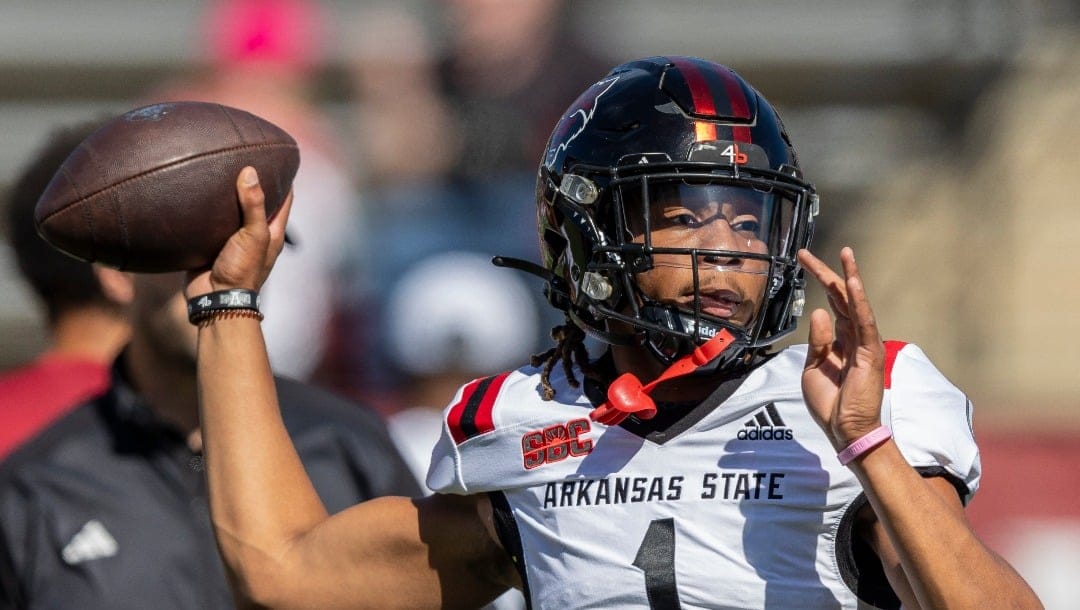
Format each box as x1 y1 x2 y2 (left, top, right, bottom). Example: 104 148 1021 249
522 418 593 469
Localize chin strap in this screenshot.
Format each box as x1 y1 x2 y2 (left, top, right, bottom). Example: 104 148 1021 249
589 329 737 426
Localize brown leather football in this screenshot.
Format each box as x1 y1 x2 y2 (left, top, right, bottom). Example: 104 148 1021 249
34 101 300 272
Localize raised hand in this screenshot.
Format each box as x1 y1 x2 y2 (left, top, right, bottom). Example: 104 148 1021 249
796 247 885 452
185 167 293 299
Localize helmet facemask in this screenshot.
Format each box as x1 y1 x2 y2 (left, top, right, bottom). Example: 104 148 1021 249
557 152 816 370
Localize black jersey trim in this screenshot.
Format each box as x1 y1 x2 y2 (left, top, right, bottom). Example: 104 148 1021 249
835 468 971 609
915 466 971 505
458 375 498 440
835 493 901 610
489 491 532 609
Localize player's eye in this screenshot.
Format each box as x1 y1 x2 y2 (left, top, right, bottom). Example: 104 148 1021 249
658 207 704 228
670 213 702 228
731 218 761 235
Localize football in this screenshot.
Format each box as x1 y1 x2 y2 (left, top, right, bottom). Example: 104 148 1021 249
34 101 300 272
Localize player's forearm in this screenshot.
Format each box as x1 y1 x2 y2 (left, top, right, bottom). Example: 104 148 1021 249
196 318 329 590
852 441 1041 609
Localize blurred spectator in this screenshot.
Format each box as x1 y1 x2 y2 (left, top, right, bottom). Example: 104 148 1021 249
147 0 361 381
346 4 460 189
381 251 536 610
0 121 130 462
338 1 602 400
0 269 419 608
438 0 610 178
382 251 541 483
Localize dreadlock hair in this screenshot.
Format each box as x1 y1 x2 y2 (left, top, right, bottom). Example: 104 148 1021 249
530 321 602 400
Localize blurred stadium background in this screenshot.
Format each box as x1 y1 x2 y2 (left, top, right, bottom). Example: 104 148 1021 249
1 1 1078 606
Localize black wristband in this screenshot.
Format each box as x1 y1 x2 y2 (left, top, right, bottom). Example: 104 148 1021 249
187 289 261 324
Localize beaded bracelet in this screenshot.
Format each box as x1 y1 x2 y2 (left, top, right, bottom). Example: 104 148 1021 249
837 425 892 466
187 289 261 325
193 309 264 327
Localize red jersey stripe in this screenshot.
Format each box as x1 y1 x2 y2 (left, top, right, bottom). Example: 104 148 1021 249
447 372 512 445
883 340 908 389
472 372 511 439
447 377 485 444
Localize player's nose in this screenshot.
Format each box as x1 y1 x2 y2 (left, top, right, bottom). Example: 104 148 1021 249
697 217 750 258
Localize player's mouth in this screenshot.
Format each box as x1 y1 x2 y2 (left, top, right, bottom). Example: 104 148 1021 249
680 289 743 320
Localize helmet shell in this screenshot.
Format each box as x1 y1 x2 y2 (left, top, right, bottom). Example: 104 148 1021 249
536 56 815 362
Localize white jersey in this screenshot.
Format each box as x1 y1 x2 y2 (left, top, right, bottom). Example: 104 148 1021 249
428 342 980 609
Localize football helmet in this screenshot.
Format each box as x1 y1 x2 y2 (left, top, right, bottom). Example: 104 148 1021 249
512 56 818 370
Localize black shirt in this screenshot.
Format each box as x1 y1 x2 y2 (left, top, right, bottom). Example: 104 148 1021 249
0 360 420 609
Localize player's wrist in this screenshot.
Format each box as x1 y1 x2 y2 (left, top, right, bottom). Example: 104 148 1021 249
837 425 892 466
187 288 262 325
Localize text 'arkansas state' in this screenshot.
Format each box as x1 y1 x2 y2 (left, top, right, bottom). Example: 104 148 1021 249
543 471 786 509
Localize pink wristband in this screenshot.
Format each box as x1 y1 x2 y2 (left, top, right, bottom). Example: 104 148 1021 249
837 425 892 465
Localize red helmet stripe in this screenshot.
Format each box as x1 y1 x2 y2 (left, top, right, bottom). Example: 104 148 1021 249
447 372 511 444
694 121 718 141
669 57 752 143
669 57 717 116
715 66 753 143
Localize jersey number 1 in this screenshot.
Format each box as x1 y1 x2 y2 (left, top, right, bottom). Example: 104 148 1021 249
633 518 682 609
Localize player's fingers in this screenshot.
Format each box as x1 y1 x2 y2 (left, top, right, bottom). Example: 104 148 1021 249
797 249 850 317
237 167 268 231
804 308 834 367
840 248 883 350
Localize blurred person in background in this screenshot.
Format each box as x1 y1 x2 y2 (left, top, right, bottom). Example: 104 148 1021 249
334 4 464 400
346 4 459 191
380 252 539 610
0 122 130 462
0 263 418 608
338 1 600 402
148 0 360 381
381 251 541 487
437 0 610 180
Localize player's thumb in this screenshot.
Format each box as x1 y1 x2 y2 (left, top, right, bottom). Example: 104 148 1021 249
237 167 268 229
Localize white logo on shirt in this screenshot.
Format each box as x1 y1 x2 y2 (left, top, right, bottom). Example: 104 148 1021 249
61 520 118 565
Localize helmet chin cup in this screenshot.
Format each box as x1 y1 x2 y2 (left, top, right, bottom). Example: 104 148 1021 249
638 304 750 373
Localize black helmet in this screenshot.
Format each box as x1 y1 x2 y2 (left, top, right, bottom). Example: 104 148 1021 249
528 56 818 370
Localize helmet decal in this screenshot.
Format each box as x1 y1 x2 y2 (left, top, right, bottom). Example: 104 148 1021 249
545 75 621 170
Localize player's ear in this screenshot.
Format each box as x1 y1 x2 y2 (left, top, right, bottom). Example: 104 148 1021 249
93 265 135 306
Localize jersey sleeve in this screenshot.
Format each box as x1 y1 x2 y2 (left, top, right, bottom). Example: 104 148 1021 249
426 371 513 494
427 367 594 494
425 383 469 495
882 341 980 502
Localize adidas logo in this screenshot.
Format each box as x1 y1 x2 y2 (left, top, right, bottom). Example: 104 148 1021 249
61 520 118 565
736 403 793 440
